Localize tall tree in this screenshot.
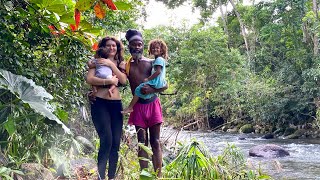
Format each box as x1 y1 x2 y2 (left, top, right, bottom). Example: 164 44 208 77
312 0 319 55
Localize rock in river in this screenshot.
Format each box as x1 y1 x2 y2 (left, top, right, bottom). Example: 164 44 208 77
249 144 290 158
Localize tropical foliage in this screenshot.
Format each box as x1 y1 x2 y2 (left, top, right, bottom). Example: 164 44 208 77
146 0 320 132
0 0 142 177
1 0 320 179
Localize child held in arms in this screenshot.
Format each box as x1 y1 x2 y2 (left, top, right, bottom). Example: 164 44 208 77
89 47 116 96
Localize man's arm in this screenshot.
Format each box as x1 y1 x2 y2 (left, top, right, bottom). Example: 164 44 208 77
141 84 168 95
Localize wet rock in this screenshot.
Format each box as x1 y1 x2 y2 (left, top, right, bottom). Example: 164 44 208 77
70 158 96 174
226 127 238 133
285 129 306 139
239 124 254 134
221 126 228 132
75 136 95 154
238 134 247 140
273 128 284 135
249 144 290 158
261 133 274 139
21 163 54 180
283 127 296 136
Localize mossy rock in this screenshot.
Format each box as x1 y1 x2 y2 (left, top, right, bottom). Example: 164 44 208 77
285 129 306 139
273 128 284 135
283 127 296 136
239 124 254 134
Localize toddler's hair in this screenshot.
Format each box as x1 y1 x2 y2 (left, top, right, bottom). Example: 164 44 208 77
95 47 111 59
148 39 168 60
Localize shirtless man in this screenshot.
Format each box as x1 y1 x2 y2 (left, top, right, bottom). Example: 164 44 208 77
124 29 167 177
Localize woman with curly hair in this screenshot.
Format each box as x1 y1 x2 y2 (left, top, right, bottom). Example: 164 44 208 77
86 36 127 180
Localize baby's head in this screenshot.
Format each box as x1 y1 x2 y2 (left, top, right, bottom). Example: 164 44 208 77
96 47 111 59
148 39 168 60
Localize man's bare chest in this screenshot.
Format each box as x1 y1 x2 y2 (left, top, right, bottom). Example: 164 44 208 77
129 62 152 80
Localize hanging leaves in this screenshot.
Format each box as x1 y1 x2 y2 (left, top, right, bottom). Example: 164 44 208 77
75 8 81 28
48 24 63 35
102 0 117 10
48 25 55 30
70 24 77 31
94 2 106 19
92 42 98 51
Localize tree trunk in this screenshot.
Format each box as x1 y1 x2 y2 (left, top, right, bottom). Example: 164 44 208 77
219 0 230 50
312 0 319 55
229 0 250 58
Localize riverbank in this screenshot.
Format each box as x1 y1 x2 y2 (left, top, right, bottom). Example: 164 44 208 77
160 128 320 179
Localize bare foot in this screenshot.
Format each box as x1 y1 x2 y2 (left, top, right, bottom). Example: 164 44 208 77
121 107 133 114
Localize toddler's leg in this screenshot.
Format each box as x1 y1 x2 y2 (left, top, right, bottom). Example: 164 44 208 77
121 95 139 114
92 85 98 95
108 85 116 96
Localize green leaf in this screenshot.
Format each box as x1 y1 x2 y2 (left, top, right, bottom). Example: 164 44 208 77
258 175 272 179
80 20 93 29
0 69 71 134
60 12 75 24
138 143 153 155
55 108 68 122
75 0 95 12
114 2 132 10
46 4 67 15
83 28 102 36
4 115 15 136
140 169 154 180
0 166 8 174
2 174 13 180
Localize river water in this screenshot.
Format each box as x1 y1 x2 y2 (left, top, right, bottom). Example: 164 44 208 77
161 128 320 180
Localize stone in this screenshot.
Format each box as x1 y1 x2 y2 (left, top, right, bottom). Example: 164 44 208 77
285 129 306 139
21 163 54 180
239 124 254 134
75 136 95 154
249 144 290 158
261 133 274 139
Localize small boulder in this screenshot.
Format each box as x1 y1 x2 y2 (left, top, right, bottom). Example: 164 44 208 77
21 163 54 180
238 134 247 140
285 129 306 139
249 144 290 158
239 124 254 134
75 136 95 154
261 133 274 139
283 127 296 136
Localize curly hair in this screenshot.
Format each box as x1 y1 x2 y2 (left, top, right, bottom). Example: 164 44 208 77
148 39 168 60
96 36 125 66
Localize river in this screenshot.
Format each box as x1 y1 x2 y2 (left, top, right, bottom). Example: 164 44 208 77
161 127 320 179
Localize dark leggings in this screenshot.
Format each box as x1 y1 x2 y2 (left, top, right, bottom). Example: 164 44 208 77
90 97 123 179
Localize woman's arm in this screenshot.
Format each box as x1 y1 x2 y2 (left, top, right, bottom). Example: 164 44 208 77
86 68 119 86
110 62 127 85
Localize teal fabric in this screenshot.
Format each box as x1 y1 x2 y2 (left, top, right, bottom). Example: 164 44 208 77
135 57 167 99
